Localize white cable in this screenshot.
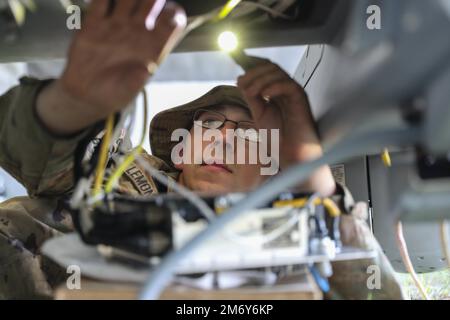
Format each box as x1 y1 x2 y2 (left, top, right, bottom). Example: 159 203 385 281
111 103 135 147
80 105 136 206
183 12 216 38
440 220 450 269
240 1 296 20
224 206 304 246
181 0 296 40
139 126 421 299
224 193 319 246
135 156 217 222
395 221 430 300
70 101 136 210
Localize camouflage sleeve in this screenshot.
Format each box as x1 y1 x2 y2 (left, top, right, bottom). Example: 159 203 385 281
0 77 91 197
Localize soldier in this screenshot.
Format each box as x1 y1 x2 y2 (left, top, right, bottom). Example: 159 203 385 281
0 0 403 299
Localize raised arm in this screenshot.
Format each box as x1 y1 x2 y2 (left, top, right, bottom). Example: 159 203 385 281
237 61 336 196
0 0 186 196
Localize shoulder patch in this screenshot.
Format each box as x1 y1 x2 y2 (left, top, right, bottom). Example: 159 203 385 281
124 164 156 196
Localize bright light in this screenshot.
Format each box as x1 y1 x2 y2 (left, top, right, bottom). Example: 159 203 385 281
218 31 239 52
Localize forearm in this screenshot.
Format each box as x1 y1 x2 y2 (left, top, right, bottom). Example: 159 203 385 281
282 142 336 197
36 79 107 136
279 104 336 197
0 78 91 196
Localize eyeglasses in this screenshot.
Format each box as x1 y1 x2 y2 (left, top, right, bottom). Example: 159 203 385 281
193 109 260 142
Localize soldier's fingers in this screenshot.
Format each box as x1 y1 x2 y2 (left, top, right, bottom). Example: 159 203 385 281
238 83 267 123
111 0 137 21
260 80 303 101
237 63 280 89
240 90 266 123
147 2 186 61
135 0 165 28
86 0 109 21
153 2 186 34
244 73 289 98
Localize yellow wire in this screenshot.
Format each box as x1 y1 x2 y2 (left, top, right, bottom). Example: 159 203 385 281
395 221 430 300
381 148 392 167
104 90 149 194
92 115 114 197
273 197 309 209
217 0 242 20
273 197 341 217
322 198 341 218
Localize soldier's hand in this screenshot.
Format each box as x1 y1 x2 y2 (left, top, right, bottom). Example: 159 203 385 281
37 0 186 135
237 61 336 196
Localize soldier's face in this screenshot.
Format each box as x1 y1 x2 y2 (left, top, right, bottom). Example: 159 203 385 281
176 105 267 194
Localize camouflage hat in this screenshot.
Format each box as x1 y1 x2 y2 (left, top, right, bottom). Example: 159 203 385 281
149 85 249 167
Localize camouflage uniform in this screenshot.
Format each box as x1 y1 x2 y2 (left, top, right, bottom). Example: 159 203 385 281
0 78 404 299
